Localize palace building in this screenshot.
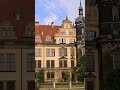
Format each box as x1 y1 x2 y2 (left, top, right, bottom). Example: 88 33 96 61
35 17 77 82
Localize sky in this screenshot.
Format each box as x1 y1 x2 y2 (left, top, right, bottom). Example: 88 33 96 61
35 0 85 25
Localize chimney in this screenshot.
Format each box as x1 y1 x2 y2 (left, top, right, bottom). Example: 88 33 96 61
51 22 54 27
35 21 39 26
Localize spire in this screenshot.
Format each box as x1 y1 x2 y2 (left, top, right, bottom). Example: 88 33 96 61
80 0 81 6
66 16 68 20
79 0 83 15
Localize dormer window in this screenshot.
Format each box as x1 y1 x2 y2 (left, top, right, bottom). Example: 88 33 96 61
35 36 42 43
0 26 14 37
45 36 52 42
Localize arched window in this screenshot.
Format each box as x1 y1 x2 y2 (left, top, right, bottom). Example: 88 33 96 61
112 5 119 21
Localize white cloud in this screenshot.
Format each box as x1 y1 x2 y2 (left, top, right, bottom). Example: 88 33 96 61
44 13 58 25
36 0 85 25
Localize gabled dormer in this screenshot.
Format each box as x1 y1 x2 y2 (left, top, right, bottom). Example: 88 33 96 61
45 35 52 42
35 35 42 43
62 16 72 29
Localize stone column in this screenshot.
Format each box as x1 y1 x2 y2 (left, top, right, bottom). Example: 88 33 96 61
69 81 72 89
53 81 55 88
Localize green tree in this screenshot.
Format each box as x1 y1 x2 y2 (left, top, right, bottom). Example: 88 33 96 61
105 69 120 90
73 55 85 82
63 71 70 81
37 69 44 84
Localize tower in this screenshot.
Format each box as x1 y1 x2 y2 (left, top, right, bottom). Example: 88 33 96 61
75 0 85 42
75 0 85 62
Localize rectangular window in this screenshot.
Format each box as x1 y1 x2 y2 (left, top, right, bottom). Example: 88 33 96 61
113 53 120 69
51 49 55 57
46 49 50 57
7 81 15 90
71 60 74 67
6 54 16 72
28 81 35 90
47 60 54 68
47 72 54 79
59 39 66 44
86 81 94 90
26 54 35 72
0 54 4 72
59 48 62 57
47 60 50 68
86 32 96 41
47 73 50 78
38 60 41 68
59 60 67 67
64 60 67 67
46 49 55 57
64 48 67 56
59 60 62 67
70 48 74 56
0 81 3 90
38 49 41 57
85 55 95 72
51 60 54 68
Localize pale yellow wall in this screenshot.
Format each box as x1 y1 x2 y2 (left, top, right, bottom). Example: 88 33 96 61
35 45 76 68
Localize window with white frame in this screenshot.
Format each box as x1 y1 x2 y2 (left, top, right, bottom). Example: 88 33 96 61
46 49 55 57
59 48 67 57
35 49 42 57
59 38 66 44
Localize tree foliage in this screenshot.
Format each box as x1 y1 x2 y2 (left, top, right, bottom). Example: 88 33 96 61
78 55 85 82
73 55 85 82
37 69 44 84
63 71 70 81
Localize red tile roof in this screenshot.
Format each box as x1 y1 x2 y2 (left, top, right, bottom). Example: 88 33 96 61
35 25 61 44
